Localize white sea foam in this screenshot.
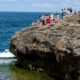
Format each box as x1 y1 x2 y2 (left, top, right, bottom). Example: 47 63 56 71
0 49 15 58
0 49 17 65
0 59 17 65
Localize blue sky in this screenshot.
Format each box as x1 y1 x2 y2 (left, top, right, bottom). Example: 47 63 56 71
0 0 80 12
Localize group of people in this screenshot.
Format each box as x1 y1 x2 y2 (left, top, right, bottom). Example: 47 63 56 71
67 7 73 14
38 12 60 26
35 7 74 26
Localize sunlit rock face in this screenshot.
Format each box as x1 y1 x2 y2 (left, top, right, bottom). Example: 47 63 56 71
10 12 80 80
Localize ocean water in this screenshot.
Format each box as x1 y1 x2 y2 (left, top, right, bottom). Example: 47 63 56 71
0 12 54 80
0 12 45 52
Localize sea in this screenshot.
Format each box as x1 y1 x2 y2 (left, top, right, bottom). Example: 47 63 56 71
0 12 52 80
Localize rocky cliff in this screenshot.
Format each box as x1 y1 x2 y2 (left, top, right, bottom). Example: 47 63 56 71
10 12 80 80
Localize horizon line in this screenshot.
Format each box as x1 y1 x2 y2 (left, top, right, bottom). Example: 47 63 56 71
0 11 52 13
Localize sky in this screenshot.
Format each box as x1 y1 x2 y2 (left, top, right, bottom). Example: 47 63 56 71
0 0 80 12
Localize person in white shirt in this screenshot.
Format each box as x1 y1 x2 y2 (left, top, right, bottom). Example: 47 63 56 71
50 13 54 21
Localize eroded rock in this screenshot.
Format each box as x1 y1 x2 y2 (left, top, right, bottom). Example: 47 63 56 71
10 12 80 80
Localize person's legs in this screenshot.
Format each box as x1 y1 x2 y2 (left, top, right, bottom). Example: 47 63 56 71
61 16 63 21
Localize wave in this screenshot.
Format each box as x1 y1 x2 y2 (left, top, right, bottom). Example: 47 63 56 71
0 58 17 65
0 49 15 58
0 49 17 65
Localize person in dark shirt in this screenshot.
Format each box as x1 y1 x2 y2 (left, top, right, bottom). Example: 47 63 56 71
61 9 64 21
70 7 72 14
74 10 77 14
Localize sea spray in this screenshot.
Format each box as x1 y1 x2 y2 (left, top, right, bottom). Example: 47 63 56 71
0 49 15 58
0 49 17 65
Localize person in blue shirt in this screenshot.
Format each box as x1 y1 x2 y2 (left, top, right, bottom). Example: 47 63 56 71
61 9 64 21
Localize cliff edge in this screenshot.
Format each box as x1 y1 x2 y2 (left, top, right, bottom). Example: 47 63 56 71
10 12 80 80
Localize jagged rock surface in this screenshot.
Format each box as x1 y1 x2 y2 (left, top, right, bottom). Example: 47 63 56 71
10 12 80 80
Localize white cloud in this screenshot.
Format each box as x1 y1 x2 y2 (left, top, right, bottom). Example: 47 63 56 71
32 3 54 7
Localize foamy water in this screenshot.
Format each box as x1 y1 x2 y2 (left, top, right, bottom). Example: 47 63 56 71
0 49 15 58
0 49 17 65
0 59 17 65
0 49 17 80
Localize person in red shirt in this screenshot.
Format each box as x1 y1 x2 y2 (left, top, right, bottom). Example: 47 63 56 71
67 7 70 14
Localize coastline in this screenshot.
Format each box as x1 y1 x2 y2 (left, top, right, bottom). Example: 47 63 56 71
10 12 80 80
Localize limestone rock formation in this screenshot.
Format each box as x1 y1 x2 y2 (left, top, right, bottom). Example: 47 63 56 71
10 12 80 80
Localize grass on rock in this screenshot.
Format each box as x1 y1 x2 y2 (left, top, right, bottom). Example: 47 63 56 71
10 65 55 80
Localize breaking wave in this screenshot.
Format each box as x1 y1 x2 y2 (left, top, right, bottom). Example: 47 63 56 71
0 49 15 58
0 49 17 65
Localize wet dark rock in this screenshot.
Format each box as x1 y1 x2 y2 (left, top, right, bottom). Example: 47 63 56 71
10 12 80 80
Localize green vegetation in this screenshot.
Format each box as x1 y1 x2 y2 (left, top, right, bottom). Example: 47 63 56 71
10 65 55 80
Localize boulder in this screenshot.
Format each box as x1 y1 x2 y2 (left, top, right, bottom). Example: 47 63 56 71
10 12 80 80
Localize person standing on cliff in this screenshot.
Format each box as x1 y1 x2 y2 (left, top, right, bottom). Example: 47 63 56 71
41 15 45 25
55 11 59 23
46 13 50 24
64 8 67 15
74 10 77 14
50 13 54 21
70 7 73 14
67 7 70 14
44 14 47 25
61 9 64 21
49 16 52 26
37 16 41 22
34 17 37 22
